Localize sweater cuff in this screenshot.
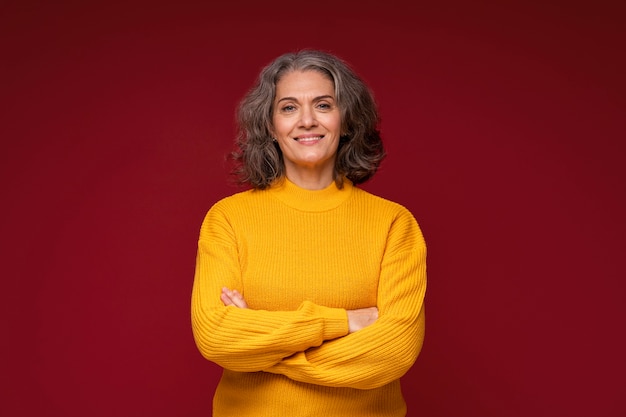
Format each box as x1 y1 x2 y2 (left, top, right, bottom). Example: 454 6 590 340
312 303 350 341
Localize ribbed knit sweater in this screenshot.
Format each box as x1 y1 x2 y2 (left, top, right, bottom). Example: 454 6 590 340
191 178 427 416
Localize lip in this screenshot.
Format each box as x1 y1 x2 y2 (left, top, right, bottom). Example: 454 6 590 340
293 134 325 143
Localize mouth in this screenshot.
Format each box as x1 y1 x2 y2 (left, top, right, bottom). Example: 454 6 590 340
294 135 324 143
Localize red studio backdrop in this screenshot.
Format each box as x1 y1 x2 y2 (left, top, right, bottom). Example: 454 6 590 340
1 1 624 416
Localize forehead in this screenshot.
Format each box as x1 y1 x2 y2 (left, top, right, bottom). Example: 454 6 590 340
275 70 335 97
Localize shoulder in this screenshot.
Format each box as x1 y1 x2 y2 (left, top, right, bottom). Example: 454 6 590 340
199 189 272 238
351 187 424 242
200 189 264 226
208 188 268 213
351 187 417 220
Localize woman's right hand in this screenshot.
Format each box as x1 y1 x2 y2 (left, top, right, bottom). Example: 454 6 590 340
221 287 249 309
346 307 378 333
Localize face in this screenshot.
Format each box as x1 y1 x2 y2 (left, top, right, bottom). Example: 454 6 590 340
272 70 341 186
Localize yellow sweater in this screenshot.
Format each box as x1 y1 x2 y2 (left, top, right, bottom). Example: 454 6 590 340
191 178 427 416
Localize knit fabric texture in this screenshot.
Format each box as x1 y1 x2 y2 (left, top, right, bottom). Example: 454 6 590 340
191 178 427 416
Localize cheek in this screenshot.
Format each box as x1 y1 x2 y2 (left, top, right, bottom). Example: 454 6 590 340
329 117 342 134
272 118 291 137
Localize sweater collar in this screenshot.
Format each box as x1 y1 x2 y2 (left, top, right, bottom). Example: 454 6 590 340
267 177 353 212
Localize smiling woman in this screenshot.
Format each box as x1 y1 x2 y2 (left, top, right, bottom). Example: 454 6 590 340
190 50 427 417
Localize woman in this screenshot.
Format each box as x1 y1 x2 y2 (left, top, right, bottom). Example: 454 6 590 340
191 49 427 416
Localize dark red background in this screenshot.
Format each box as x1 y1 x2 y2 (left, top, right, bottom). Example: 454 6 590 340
2 1 624 416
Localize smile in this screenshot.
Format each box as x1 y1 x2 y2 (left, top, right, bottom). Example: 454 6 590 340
294 136 324 142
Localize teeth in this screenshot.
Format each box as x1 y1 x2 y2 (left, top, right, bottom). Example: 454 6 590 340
296 136 323 142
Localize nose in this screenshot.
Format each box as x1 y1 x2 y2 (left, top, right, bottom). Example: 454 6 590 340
299 105 318 128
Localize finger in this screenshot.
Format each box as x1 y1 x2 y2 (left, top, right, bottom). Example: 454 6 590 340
231 290 248 308
220 287 248 308
220 292 234 306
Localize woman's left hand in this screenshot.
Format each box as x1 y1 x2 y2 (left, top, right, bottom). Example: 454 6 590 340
220 287 248 308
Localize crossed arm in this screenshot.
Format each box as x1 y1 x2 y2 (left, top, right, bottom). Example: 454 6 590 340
221 287 379 333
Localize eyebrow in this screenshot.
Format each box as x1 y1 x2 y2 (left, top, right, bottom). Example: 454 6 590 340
276 94 335 103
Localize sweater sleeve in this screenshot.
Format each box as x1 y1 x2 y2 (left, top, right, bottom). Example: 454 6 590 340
263 208 427 389
191 204 350 372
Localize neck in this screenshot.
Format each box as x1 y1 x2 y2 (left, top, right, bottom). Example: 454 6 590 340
268 176 353 212
284 168 334 190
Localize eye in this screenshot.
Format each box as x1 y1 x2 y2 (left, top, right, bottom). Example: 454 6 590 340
280 104 297 112
316 102 332 110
